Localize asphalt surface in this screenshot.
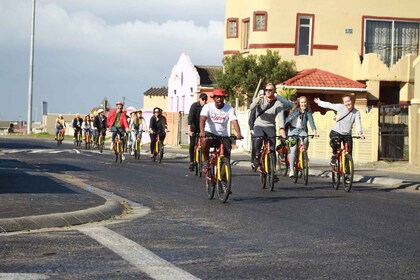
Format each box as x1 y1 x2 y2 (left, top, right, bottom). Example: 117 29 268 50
1 143 419 233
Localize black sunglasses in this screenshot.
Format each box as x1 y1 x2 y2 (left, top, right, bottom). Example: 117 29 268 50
265 89 273 92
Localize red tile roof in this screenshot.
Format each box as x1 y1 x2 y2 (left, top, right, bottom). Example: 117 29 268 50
281 68 366 89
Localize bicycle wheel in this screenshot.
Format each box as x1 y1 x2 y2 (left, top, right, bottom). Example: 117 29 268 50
267 152 276 191
118 141 123 163
99 136 104 153
332 161 340 190
196 149 203 177
135 139 141 160
278 151 288 176
157 140 164 163
342 154 354 192
206 162 216 200
216 157 232 203
302 151 309 185
259 157 267 189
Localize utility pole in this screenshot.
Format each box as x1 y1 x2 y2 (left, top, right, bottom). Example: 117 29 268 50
27 0 36 134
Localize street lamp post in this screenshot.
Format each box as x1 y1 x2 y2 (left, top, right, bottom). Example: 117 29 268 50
27 0 36 134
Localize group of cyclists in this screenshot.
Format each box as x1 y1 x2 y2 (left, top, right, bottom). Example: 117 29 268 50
54 101 167 159
186 85 364 183
55 84 364 175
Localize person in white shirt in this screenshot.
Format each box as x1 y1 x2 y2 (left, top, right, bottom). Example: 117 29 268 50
199 88 243 172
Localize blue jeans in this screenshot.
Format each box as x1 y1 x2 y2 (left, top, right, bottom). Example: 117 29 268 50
288 128 309 167
130 130 143 149
111 127 125 143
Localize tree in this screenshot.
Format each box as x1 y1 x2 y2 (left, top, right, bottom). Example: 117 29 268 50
216 50 297 106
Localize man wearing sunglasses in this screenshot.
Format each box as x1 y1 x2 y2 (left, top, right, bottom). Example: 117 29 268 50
187 93 208 171
250 83 286 172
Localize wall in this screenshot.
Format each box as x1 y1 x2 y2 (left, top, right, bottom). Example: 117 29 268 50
143 95 168 113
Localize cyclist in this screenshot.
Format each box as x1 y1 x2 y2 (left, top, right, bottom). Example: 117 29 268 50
199 88 243 173
82 115 93 140
129 109 148 155
93 108 107 145
277 94 318 177
250 82 287 172
314 95 365 166
107 101 130 152
187 93 208 171
149 107 168 158
72 113 83 142
55 114 66 140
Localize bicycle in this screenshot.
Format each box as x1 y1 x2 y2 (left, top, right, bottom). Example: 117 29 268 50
289 135 316 185
113 132 125 163
277 138 289 176
253 136 278 191
151 133 164 163
75 130 82 146
56 128 65 145
331 135 361 192
188 132 203 177
97 130 105 153
133 130 143 160
123 133 129 153
85 130 93 150
204 135 236 203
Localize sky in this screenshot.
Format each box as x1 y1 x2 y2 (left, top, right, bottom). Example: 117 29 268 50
0 0 225 122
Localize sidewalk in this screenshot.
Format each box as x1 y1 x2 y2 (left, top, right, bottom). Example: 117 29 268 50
0 158 125 233
1 146 418 233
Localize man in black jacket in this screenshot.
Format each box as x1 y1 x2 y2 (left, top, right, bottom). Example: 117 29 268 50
187 93 208 171
93 108 107 145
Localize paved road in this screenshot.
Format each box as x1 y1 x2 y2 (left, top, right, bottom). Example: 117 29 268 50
0 136 419 279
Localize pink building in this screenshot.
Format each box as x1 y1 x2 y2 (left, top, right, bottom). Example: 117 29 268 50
167 53 221 113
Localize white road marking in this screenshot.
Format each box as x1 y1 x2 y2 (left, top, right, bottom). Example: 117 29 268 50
79 226 199 280
0 274 49 280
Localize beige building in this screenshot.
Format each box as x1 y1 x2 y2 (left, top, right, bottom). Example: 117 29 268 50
224 0 420 163
224 0 420 105
143 87 168 112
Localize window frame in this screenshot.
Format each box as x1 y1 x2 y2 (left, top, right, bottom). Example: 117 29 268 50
242 18 250 50
295 13 315 56
226 18 239 38
363 16 420 67
253 11 268 32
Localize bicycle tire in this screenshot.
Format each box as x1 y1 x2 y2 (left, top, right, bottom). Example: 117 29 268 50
267 152 276 191
302 151 309 185
293 160 298 183
119 141 123 163
135 139 141 160
158 140 164 163
206 162 216 200
216 157 232 203
332 161 340 190
99 136 104 153
259 156 267 189
342 153 354 192
196 149 203 177
278 152 289 176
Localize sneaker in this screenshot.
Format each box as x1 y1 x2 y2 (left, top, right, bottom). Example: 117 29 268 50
330 156 336 166
122 155 125 161
131 151 135 156
289 170 295 178
201 160 209 174
150 154 154 158
251 159 259 171
110 142 114 150
188 163 195 171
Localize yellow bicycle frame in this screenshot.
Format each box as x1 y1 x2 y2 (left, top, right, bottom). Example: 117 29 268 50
341 150 351 174
217 154 229 181
195 145 201 163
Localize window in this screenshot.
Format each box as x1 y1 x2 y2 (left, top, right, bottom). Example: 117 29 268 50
365 19 419 67
296 15 313 55
242 18 250 49
254 11 267 31
227 18 239 38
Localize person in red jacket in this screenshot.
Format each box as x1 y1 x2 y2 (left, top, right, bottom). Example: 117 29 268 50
107 101 130 149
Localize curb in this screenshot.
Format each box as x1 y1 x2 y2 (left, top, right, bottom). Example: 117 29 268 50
0 199 125 234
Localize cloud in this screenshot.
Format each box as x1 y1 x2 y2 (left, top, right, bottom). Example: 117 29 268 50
0 0 225 121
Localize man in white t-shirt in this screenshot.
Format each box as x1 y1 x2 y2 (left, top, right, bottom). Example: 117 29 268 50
199 88 243 173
